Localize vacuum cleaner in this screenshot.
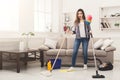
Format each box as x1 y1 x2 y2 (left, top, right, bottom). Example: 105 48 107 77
86 15 105 78
91 34 105 78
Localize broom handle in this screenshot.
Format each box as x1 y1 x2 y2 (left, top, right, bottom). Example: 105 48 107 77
50 37 66 72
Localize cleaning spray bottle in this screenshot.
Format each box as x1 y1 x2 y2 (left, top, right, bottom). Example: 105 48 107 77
47 60 52 71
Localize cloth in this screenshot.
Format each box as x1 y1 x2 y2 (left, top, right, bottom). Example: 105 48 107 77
79 21 86 37
73 20 91 39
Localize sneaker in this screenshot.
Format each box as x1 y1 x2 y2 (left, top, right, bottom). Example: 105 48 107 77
67 67 74 72
83 64 87 70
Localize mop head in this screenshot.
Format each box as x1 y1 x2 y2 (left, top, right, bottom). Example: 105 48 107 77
40 71 52 77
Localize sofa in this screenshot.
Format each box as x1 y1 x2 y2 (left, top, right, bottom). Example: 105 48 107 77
40 37 116 67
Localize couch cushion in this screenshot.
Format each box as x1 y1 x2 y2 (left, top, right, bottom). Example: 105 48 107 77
45 49 66 56
39 45 49 51
56 37 67 49
93 39 104 49
67 37 82 49
88 38 111 49
66 49 82 56
67 37 92 49
88 49 107 57
44 38 57 49
101 39 113 50
66 49 106 57
67 37 74 49
66 38 110 49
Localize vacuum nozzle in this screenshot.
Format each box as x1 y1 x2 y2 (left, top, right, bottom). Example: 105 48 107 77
92 71 105 78
92 74 105 78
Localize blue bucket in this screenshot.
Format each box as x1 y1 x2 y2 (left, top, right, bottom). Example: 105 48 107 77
50 58 62 69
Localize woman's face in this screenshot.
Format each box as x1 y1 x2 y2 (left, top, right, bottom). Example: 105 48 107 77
77 11 83 20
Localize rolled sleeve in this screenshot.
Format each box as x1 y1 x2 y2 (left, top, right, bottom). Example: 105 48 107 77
72 25 76 34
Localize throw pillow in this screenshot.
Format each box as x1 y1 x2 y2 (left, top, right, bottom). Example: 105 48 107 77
101 39 113 50
44 38 57 49
39 45 49 51
94 39 104 49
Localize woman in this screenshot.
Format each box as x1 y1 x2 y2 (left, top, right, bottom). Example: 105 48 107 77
67 9 92 71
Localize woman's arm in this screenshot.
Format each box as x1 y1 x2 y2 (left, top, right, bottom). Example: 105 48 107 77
66 28 74 34
72 26 76 34
66 26 76 34
88 25 92 36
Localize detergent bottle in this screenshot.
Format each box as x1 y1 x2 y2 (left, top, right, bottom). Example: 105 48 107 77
47 60 52 71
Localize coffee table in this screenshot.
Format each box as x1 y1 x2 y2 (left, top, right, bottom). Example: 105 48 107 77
0 49 38 73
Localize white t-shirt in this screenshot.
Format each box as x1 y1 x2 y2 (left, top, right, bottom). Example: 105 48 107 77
79 22 86 37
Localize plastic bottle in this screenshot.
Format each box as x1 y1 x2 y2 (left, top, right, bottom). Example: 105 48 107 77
47 60 52 71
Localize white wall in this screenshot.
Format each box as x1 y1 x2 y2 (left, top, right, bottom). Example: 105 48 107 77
0 0 34 38
62 0 120 60
1 0 120 37
19 0 34 33
62 0 120 37
0 0 61 38
19 0 61 35
0 0 120 60
19 0 62 33
52 0 60 32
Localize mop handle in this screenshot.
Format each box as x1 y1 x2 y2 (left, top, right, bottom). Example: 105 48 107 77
50 37 66 72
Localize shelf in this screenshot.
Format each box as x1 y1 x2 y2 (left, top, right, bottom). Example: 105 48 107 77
101 6 120 8
100 6 120 31
100 17 120 19
101 28 120 30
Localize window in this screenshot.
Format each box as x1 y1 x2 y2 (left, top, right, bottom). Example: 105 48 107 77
34 0 52 32
0 0 19 32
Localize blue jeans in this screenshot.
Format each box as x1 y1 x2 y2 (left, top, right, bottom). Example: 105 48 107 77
72 38 89 67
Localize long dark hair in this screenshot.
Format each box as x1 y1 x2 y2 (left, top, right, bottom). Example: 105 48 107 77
74 9 86 26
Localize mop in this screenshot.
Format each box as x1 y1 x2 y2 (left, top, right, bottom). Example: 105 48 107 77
40 36 66 77
91 34 105 78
